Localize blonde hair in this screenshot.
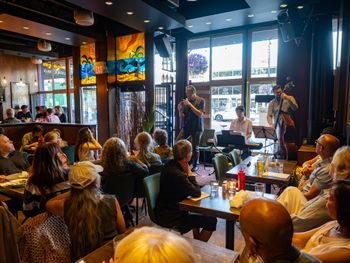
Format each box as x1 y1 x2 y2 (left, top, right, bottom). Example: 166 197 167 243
332 146 350 180
114 227 199 263
134 132 153 151
101 137 130 173
44 131 59 143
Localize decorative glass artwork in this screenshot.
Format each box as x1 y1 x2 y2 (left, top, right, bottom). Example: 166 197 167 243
80 43 96 85
116 32 145 82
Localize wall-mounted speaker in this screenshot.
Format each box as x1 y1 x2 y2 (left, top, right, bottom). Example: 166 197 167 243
154 34 172 58
277 8 305 43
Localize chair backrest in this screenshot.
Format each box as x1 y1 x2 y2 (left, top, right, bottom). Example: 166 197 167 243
61 145 75 165
143 173 161 224
212 154 230 185
229 149 241 166
199 129 215 147
101 171 136 208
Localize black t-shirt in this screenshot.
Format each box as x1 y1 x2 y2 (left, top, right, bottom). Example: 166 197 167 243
0 151 30 175
57 113 67 123
183 96 205 133
16 111 32 121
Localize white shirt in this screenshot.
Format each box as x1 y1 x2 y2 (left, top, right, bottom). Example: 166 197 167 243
46 114 61 123
229 117 253 138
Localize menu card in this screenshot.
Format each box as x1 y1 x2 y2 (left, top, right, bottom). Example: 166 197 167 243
190 192 209 201
262 171 290 179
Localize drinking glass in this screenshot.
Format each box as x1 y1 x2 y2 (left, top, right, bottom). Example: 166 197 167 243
276 161 284 173
257 160 265 176
254 183 266 197
210 180 219 193
228 179 237 194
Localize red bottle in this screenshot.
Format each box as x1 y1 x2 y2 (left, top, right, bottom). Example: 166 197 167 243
238 168 246 191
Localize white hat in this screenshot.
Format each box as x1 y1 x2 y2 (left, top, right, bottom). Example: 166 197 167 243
68 161 103 189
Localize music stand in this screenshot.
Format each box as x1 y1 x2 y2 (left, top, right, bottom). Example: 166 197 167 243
252 126 277 154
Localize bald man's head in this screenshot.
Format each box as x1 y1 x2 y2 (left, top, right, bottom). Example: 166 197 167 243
316 134 340 159
240 199 293 262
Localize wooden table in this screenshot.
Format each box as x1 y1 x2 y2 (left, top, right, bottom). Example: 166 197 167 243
0 182 25 199
225 156 297 193
179 185 275 250
79 227 239 263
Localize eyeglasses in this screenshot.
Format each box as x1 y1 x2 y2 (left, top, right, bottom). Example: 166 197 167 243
315 140 324 148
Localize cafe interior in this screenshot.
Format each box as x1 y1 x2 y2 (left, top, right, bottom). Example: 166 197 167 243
1 0 350 262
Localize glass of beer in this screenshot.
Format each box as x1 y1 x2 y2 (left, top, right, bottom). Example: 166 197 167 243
257 159 265 176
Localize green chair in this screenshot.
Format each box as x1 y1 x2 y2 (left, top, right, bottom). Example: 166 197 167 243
61 145 75 165
229 149 241 166
212 154 230 185
199 129 216 168
143 173 161 224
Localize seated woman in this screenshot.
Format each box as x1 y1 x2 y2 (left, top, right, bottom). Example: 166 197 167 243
156 140 217 242
44 131 69 168
293 180 350 262
74 127 102 161
114 226 199 263
46 161 126 261
153 128 173 161
100 137 148 177
23 143 70 217
134 132 162 172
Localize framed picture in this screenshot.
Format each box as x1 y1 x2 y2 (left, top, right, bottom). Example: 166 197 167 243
10 82 30 110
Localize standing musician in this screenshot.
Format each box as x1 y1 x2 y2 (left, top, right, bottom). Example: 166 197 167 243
267 84 298 159
177 85 205 172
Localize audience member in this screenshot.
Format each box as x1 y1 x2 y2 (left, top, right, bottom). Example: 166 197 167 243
2 108 21 124
45 108 61 123
35 105 47 122
20 124 44 152
46 161 126 261
44 131 69 168
134 132 162 170
277 134 340 215
240 199 320 263
54 105 67 123
16 105 32 122
292 146 350 232
0 134 29 176
156 140 217 242
293 180 350 262
229 105 253 139
114 226 199 263
153 129 173 160
74 127 102 161
100 137 148 177
23 142 70 217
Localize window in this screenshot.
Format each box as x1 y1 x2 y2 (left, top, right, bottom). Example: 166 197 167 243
248 83 274 126
81 86 97 124
188 37 210 83
212 34 243 80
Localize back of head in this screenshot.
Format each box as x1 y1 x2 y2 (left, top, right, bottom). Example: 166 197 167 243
115 227 198 263
173 140 192 161
6 108 14 118
101 137 128 172
332 146 350 180
44 131 59 143
240 199 293 259
333 180 350 230
32 125 43 134
153 129 168 146
135 132 152 151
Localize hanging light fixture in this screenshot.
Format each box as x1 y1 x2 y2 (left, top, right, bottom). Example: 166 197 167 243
37 39 52 52
19 78 23 84
74 9 94 26
34 79 38 86
2 76 7 85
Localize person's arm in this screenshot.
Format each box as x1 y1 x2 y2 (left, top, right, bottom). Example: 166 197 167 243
303 184 321 200
246 120 253 139
283 94 299 111
267 102 274 127
115 199 126 234
183 98 204 118
229 119 235 131
312 248 350 263
45 191 70 217
177 101 185 120
87 137 103 151
292 226 322 249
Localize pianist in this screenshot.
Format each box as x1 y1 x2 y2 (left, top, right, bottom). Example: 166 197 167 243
229 106 253 139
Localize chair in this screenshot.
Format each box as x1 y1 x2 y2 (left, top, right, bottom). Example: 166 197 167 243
212 154 230 185
61 145 75 165
101 171 137 226
143 173 161 224
229 149 241 166
199 129 216 168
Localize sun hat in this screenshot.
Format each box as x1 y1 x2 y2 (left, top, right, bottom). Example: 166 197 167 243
68 161 103 189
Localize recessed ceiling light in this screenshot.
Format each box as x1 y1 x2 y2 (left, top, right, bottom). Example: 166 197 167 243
0 20 3 23
144 20 150 23
46 32 52 35
105 0 113 5
82 41 87 45
23 26 29 30
280 3 288 8
247 14 254 18
126 11 134 15
297 5 304 9
206 22 212 25
158 26 164 30
65 37 71 40
271 10 277 14
188 25 193 28
225 18 232 21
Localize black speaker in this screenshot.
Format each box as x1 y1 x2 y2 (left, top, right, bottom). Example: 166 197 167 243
277 8 305 43
154 34 172 58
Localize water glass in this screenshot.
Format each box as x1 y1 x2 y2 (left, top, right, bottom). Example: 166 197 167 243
228 179 237 194
210 180 219 193
254 183 266 197
221 180 228 193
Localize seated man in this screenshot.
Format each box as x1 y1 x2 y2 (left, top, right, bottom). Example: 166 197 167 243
278 134 339 215
16 105 32 122
2 108 21 124
229 105 253 139
240 199 320 263
0 134 30 176
156 139 217 242
20 124 44 152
